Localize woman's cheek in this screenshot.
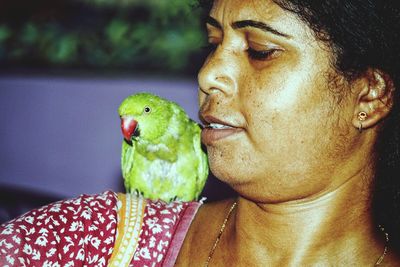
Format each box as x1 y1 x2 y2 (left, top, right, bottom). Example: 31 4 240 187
198 90 206 108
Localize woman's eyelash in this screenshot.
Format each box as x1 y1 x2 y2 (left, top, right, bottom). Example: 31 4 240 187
202 43 279 61
247 47 277 60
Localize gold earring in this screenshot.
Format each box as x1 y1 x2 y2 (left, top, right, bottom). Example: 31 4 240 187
358 111 367 132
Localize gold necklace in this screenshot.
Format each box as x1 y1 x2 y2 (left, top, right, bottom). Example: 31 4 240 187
204 201 237 267
375 224 389 266
204 202 390 267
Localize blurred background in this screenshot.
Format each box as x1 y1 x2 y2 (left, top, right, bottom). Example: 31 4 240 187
0 0 234 223
0 0 206 74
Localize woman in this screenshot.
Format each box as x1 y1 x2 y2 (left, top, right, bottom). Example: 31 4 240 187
177 0 400 266
1 0 400 266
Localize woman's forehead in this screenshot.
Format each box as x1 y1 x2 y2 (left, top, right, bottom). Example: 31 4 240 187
209 0 316 44
210 0 289 23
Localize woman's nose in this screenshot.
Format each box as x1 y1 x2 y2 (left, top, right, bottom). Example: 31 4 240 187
198 46 238 97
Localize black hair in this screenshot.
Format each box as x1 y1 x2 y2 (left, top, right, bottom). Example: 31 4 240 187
198 0 400 249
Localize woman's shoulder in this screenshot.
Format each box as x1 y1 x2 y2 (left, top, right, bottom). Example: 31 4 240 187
0 190 119 266
109 193 202 266
0 191 205 266
0 190 120 234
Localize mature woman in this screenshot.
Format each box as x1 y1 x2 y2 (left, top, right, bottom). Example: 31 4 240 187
177 0 400 266
1 0 400 266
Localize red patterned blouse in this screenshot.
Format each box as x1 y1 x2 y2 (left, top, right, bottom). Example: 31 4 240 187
0 191 201 267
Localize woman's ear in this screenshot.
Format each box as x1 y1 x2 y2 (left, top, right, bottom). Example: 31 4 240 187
352 69 394 131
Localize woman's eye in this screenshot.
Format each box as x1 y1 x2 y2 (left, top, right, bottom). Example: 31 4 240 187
247 47 281 61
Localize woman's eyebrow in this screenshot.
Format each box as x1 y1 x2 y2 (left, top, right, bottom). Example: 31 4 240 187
206 16 222 29
232 20 291 38
206 16 290 39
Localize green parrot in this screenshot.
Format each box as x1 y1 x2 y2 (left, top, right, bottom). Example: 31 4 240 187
118 92 208 202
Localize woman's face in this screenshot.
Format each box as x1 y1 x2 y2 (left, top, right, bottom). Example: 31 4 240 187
198 0 358 202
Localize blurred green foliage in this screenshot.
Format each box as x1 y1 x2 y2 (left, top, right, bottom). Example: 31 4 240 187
0 0 207 75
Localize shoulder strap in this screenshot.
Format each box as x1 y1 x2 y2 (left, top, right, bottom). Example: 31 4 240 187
108 193 146 267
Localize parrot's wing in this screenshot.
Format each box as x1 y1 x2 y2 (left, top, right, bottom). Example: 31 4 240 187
121 141 135 192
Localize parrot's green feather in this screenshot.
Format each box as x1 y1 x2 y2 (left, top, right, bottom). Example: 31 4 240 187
119 92 208 202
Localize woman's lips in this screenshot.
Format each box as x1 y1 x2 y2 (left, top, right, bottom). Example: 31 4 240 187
200 114 244 144
201 126 243 145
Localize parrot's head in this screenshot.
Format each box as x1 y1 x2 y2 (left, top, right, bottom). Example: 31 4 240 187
118 93 175 144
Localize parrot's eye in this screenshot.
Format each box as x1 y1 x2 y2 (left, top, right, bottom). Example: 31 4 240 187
143 106 151 114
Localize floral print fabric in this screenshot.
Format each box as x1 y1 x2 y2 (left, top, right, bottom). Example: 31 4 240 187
131 200 200 267
0 191 201 267
0 191 118 266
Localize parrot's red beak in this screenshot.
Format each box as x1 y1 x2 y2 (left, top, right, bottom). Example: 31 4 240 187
121 115 139 143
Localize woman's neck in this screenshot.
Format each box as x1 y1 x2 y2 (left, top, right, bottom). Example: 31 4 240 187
226 172 387 266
